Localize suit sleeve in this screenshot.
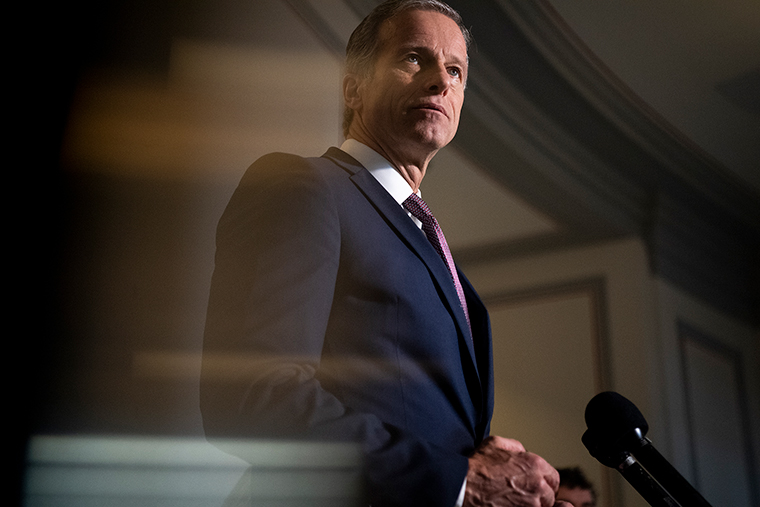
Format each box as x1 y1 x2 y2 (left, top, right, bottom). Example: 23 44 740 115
200 153 469 506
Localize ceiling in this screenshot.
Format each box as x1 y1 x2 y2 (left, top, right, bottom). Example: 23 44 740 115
544 0 760 192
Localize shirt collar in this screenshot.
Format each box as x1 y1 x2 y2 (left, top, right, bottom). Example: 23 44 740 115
340 139 419 205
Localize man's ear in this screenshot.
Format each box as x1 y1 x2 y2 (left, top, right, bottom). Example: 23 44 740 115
343 73 363 112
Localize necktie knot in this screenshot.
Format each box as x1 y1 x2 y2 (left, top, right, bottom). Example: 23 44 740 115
403 193 433 223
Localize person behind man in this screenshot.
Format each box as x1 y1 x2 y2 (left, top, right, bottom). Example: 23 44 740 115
556 467 597 507
201 1 570 505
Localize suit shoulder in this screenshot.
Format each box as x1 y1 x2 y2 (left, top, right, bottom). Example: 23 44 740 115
220 151 346 231
242 152 314 181
237 150 358 203
243 151 348 180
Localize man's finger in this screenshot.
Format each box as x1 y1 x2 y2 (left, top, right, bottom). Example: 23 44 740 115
486 435 526 452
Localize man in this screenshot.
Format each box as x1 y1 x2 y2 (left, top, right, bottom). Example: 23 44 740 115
556 468 597 507
201 1 569 506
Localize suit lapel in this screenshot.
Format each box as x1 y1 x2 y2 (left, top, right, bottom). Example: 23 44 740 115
459 269 494 432
323 148 481 384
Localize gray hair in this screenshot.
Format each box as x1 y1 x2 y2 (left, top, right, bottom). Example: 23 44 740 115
343 0 472 137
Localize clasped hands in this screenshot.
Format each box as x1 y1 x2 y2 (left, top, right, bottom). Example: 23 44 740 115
464 436 573 507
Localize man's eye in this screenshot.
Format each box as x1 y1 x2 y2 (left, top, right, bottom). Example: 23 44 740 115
448 67 461 78
406 55 419 64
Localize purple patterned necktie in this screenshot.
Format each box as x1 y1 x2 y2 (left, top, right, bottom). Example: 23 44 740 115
403 193 471 335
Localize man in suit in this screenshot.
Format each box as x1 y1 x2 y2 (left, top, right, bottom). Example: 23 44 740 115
201 1 569 506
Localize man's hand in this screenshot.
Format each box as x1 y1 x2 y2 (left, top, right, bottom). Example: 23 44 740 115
463 436 572 507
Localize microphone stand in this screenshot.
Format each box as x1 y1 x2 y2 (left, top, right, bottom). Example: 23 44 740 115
617 453 679 507
583 427 713 507
629 434 712 507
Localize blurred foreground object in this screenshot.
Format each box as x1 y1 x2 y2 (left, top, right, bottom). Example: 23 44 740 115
25 435 363 507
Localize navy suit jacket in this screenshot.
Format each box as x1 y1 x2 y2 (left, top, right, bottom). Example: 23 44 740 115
201 147 494 506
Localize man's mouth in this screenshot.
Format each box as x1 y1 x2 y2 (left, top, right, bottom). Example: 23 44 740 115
413 103 447 117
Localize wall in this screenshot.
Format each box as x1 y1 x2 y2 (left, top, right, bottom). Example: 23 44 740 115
465 237 760 507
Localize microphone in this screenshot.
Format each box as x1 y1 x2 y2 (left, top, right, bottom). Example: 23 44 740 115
582 391 713 507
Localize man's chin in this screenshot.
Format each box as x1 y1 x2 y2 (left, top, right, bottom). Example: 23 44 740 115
411 126 457 151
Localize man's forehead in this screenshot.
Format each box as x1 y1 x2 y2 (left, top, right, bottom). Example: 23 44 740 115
378 9 467 55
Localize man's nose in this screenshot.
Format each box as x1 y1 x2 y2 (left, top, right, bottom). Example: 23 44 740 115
425 63 451 94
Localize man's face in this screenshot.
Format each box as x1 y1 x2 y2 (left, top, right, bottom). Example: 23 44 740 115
556 486 595 507
350 9 468 157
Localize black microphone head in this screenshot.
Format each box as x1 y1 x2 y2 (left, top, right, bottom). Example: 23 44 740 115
583 391 649 467
585 391 648 439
